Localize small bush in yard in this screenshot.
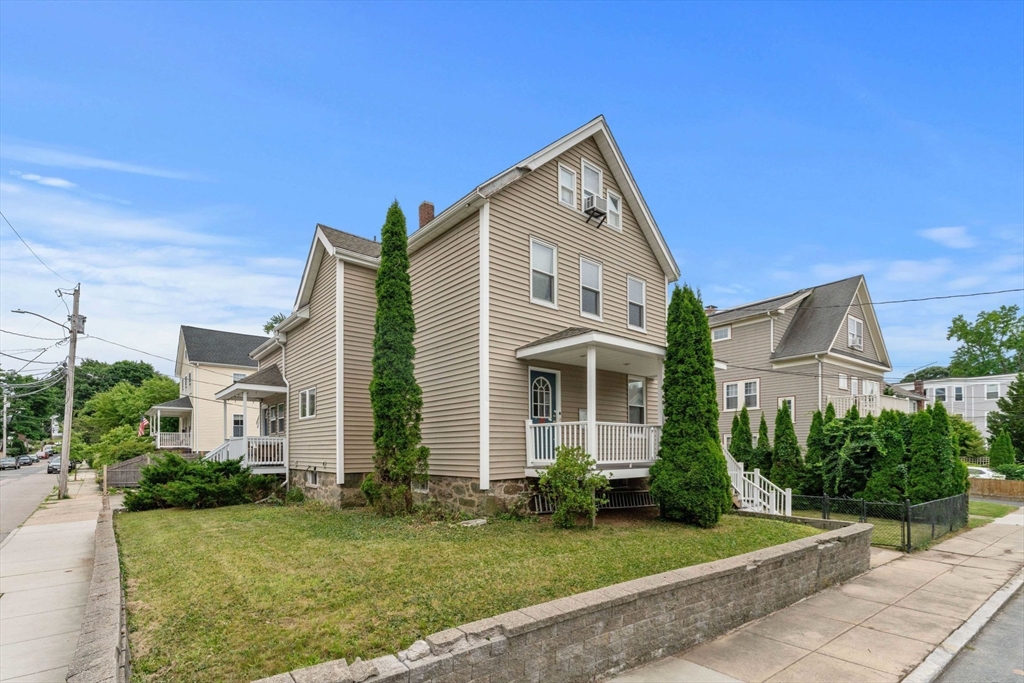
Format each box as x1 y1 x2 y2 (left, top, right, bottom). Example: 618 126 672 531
124 453 280 511
994 463 1024 480
538 446 609 528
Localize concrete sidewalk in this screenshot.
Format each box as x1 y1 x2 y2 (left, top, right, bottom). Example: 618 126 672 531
0 471 104 683
609 509 1024 683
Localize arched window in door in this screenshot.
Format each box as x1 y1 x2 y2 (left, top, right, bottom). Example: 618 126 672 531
531 377 553 421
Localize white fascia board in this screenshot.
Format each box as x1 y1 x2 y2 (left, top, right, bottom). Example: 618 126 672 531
776 352 890 374
174 328 187 379
516 330 665 360
826 276 864 357
855 277 892 370
214 383 288 401
336 250 380 270
408 192 486 253
293 228 330 311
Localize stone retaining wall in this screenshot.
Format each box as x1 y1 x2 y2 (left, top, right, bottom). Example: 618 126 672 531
66 499 130 683
256 522 872 683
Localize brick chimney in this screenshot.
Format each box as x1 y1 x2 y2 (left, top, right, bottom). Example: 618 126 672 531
418 201 435 228
704 305 718 315
913 379 925 396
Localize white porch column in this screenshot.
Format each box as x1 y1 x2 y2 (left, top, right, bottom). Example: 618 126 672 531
156 409 161 448
242 391 248 438
587 345 597 459
223 400 227 441
658 361 665 425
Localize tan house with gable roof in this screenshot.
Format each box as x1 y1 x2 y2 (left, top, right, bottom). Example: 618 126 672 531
207 116 682 511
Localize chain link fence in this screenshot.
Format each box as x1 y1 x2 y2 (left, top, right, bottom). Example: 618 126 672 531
791 493 968 551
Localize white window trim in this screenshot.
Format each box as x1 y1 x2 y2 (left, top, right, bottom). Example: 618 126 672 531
606 189 623 231
778 396 796 421
712 325 731 342
579 255 603 321
627 276 647 333
985 383 999 400
934 386 947 403
529 237 558 309
628 375 646 424
232 413 244 438
743 378 761 410
839 373 848 390
557 163 577 210
724 381 740 412
954 385 964 402
299 387 317 419
580 158 603 207
848 315 864 350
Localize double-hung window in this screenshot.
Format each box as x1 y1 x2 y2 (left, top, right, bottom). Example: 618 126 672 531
267 406 277 435
232 414 244 438
934 387 947 403
581 159 602 208
299 387 317 419
724 383 739 411
851 377 859 396
558 164 576 208
712 325 731 342
744 380 759 409
628 378 646 424
628 277 646 330
986 383 999 400
778 397 795 420
276 402 285 433
530 238 557 306
954 386 964 402
839 373 848 390
607 190 622 230
848 316 864 349
580 257 602 318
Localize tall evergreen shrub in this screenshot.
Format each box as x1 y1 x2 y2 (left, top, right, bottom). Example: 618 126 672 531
824 402 836 423
990 432 1016 468
930 401 959 497
649 286 732 527
986 373 1024 463
363 201 429 514
751 413 773 473
801 411 826 495
862 410 909 502
730 406 754 467
770 402 803 491
907 409 944 503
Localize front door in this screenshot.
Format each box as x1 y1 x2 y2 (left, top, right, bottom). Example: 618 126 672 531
530 369 558 461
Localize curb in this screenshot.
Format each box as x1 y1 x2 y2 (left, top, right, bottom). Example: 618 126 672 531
902 565 1024 683
0 526 20 551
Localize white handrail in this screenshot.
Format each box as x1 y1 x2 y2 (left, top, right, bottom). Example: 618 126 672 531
723 449 791 516
525 421 661 466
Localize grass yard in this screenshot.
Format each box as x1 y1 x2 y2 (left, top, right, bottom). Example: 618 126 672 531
117 505 820 683
968 500 1018 519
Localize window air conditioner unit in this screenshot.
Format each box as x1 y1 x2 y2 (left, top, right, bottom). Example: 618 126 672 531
583 194 607 225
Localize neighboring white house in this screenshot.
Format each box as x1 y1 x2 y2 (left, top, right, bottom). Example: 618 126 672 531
893 373 1017 440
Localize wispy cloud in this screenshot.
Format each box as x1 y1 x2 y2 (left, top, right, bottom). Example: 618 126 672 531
1 142 197 181
9 170 77 189
918 226 976 249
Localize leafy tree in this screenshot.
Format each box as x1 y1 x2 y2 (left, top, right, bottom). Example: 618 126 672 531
831 419 885 498
263 313 286 333
770 402 803 491
74 359 159 410
986 373 1024 463
947 305 1024 377
77 377 179 443
86 425 156 469
649 286 731 528
900 366 950 383
751 413 773 473
363 201 429 515
801 411 826 495
1 369 64 440
863 410 909 502
948 414 986 460
989 432 1016 468
538 446 610 528
729 406 754 467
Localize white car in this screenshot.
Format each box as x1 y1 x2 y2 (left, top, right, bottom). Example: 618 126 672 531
968 466 1005 480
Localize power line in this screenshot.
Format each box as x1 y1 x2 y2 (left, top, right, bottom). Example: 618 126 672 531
0 329 67 342
711 288 1024 316
81 334 258 384
0 210 75 284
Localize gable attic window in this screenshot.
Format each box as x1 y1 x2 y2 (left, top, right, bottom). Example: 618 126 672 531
580 257 602 319
712 325 731 342
530 238 557 307
607 190 623 230
558 164 576 208
628 277 646 331
581 159 602 208
848 315 864 350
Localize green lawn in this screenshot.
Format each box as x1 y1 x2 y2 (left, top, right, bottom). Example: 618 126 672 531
968 500 1018 519
116 505 820 683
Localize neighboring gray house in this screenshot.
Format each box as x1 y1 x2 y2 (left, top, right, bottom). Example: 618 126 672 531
707 275 912 447
893 373 1017 440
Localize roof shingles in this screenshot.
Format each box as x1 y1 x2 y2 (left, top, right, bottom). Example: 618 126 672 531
318 224 381 259
181 326 267 368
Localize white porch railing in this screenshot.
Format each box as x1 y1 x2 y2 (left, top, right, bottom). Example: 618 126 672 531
155 432 190 449
203 436 286 470
828 394 914 417
724 449 791 516
525 420 661 467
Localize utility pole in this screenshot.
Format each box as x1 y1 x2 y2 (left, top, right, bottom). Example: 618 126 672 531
2 391 8 458
58 285 82 498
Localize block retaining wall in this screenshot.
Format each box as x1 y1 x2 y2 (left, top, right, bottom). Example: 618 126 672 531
256 522 872 683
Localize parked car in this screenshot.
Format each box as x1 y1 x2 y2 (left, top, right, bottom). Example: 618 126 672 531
47 458 61 474
968 467 1006 480
0 457 19 470
16 455 33 467
27 453 40 463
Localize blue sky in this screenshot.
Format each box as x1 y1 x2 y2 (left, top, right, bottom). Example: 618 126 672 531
1 1 1022 380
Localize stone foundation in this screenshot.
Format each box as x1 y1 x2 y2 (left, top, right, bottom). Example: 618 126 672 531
288 469 367 508
424 476 533 516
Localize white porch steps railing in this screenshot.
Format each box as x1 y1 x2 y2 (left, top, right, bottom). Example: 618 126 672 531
155 432 190 449
203 436 286 472
525 421 662 468
724 449 791 516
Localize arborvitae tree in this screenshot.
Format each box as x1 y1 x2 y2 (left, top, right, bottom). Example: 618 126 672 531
845 403 860 421
751 413 773 474
990 432 1016 468
824 402 836 424
649 286 732 527
770 402 803 491
363 201 429 515
949 414 986 461
730 406 754 467
801 411 826 495
831 418 885 498
987 373 1024 463
862 410 909 502
907 409 944 503
930 401 959 497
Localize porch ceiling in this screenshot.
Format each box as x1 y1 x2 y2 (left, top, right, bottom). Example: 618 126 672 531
515 328 664 376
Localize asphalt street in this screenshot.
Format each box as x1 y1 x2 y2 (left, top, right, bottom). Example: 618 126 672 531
936 585 1024 683
0 456 58 542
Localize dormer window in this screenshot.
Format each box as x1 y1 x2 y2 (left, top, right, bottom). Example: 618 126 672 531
558 164 576 208
581 160 602 207
848 315 864 350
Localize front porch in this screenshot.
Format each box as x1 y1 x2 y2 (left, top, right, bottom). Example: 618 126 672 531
210 365 288 474
515 327 665 478
828 393 914 417
146 396 193 451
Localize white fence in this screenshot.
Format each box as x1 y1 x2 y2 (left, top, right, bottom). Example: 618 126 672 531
828 393 914 417
525 421 662 467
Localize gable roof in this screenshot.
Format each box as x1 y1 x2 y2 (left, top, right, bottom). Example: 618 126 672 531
708 275 891 371
179 326 267 369
291 224 380 313
408 116 680 281
319 224 381 259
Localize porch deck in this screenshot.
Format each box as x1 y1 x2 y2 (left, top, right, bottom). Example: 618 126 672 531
525 420 662 478
204 436 287 474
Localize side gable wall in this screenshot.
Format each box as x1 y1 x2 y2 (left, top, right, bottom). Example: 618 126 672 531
343 263 377 474
834 292 883 365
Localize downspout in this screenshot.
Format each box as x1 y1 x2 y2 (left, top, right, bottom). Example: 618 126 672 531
275 334 290 487
815 354 823 411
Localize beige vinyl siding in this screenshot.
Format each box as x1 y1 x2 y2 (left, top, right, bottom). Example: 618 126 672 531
836 293 882 364
488 136 668 480
410 213 480 479
772 308 796 352
187 361 260 453
259 347 282 372
343 263 377 474
286 252 338 472
821 361 885 411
